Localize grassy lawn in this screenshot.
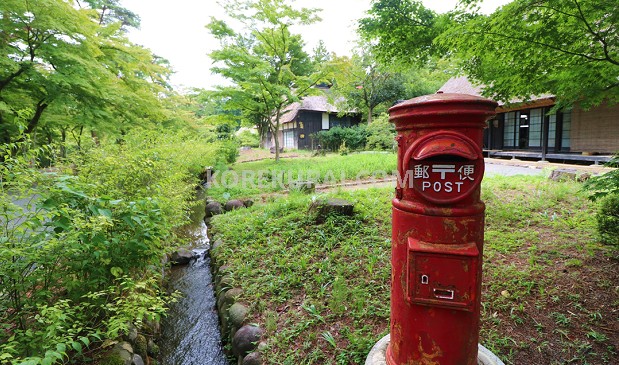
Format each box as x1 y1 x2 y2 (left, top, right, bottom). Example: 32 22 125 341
209 174 618 365
208 152 397 200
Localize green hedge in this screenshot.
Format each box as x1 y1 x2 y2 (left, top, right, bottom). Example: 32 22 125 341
311 114 396 152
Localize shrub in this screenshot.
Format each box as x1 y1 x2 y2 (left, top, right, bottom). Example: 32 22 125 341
366 113 396 151
217 139 240 164
0 132 218 363
583 154 619 201
312 125 367 151
596 193 619 246
237 129 260 148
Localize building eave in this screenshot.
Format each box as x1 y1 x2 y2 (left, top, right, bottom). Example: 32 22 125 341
439 76 557 112
497 97 556 113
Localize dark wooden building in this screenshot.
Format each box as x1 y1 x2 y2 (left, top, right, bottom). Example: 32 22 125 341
274 95 362 150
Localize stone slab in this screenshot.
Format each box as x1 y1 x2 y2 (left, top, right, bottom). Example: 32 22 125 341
365 334 505 365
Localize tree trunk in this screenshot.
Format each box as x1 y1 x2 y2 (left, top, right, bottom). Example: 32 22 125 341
70 126 84 150
90 130 100 146
273 125 281 162
25 101 48 135
257 120 268 148
367 106 374 124
60 128 67 158
273 109 281 162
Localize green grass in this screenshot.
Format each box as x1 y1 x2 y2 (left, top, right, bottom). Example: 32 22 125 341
207 152 397 200
209 174 618 365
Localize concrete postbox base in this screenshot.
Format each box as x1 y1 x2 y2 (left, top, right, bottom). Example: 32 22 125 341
365 335 505 365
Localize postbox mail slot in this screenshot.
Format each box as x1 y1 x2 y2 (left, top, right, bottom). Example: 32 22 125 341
411 134 479 161
407 238 479 311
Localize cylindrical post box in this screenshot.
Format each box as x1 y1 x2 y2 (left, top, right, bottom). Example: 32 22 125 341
387 93 497 365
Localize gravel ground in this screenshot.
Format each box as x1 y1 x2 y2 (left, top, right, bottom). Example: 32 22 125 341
484 161 546 177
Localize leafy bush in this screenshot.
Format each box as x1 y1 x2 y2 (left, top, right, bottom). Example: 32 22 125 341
596 193 619 246
217 139 240 164
76 132 225 227
237 129 260 148
366 113 396 151
312 125 367 151
583 154 619 201
582 154 619 245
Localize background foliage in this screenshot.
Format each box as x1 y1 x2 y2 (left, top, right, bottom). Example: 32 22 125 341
360 0 618 109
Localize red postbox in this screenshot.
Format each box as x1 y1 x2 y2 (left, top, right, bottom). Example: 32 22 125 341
387 93 497 364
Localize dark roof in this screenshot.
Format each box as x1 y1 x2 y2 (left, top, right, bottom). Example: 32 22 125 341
438 76 554 107
280 95 349 124
438 76 484 96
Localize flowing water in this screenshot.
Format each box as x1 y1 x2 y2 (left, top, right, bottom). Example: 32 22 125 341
158 196 228 365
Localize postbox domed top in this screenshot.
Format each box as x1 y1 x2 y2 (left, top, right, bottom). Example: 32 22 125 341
389 92 498 128
390 92 497 111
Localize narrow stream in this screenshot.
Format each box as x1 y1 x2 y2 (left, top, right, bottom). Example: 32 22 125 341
158 196 228 365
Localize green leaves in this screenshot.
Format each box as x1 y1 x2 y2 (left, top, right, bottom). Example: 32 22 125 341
359 0 446 65
361 0 618 109
437 0 618 108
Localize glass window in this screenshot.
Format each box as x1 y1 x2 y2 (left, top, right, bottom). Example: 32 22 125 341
548 114 556 148
562 110 571 149
283 131 295 148
321 113 329 129
528 108 543 147
503 112 517 147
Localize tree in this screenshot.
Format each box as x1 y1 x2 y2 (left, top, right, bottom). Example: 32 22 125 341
311 40 331 67
438 0 619 108
331 48 407 124
360 0 619 108
0 0 171 146
207 0 326 161
80 0 141 29
358 0 449 66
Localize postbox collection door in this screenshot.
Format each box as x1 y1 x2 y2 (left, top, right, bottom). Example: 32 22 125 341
407 238 480 311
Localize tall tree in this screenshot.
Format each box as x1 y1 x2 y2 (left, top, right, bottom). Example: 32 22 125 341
207 0 326 161
358 0 449 66
0 0 171 145
331 47 406 124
